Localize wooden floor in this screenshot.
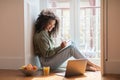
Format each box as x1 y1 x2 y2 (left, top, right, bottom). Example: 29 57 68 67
0 69 120 80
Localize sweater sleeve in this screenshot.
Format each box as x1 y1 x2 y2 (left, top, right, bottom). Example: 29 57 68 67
37 37 57 58
54 46 62 52
34 30 63 58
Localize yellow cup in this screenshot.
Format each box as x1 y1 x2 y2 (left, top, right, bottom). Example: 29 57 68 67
43 66 50 76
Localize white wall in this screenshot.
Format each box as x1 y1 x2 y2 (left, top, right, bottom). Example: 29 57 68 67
1 0 120 74
0 0 40 69
103 0 120 74
24 0 40 66
0 0 24 69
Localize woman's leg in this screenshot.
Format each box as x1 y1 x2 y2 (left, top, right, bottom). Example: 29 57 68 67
67 44 100 71
69 43 101 71
40 44 100 71
40 45 85 69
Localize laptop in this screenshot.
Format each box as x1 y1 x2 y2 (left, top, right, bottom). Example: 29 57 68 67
65 59 87 77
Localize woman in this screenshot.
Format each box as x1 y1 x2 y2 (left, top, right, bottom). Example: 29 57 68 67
33 9 100 71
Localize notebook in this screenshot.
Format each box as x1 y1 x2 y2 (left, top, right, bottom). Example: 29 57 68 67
65 59 87 77
57 40 72 53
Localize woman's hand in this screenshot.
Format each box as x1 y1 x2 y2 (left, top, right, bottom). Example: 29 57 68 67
60 41 67 48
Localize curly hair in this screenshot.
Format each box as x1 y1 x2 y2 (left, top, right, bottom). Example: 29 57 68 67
35 9 59 37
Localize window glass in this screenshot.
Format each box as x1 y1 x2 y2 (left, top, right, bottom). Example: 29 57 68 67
47 0 70 46
79 0 100 58
47 0 100 61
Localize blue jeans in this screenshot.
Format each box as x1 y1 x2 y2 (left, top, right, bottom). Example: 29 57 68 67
39 43 86 70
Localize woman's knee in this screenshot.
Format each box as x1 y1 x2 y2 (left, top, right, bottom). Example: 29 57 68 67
69 44 76 50
68 44 73 47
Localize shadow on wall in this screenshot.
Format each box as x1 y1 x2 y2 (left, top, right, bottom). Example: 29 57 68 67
33 56 41 68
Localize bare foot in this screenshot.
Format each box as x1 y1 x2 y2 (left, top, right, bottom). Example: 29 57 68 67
86 66 96 71
86 65 101 71
94 65 101 71
86 60 101 71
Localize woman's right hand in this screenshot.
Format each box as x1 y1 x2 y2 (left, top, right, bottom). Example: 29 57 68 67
60 41 67 48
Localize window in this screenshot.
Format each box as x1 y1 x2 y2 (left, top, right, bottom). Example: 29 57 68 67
40 0 101 65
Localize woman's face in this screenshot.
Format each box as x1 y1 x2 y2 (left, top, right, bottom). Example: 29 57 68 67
46 20 56 32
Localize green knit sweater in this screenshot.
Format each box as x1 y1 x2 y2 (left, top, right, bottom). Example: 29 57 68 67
33 30 62 58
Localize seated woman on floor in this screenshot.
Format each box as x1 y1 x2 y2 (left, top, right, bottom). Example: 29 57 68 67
33 9 100 71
